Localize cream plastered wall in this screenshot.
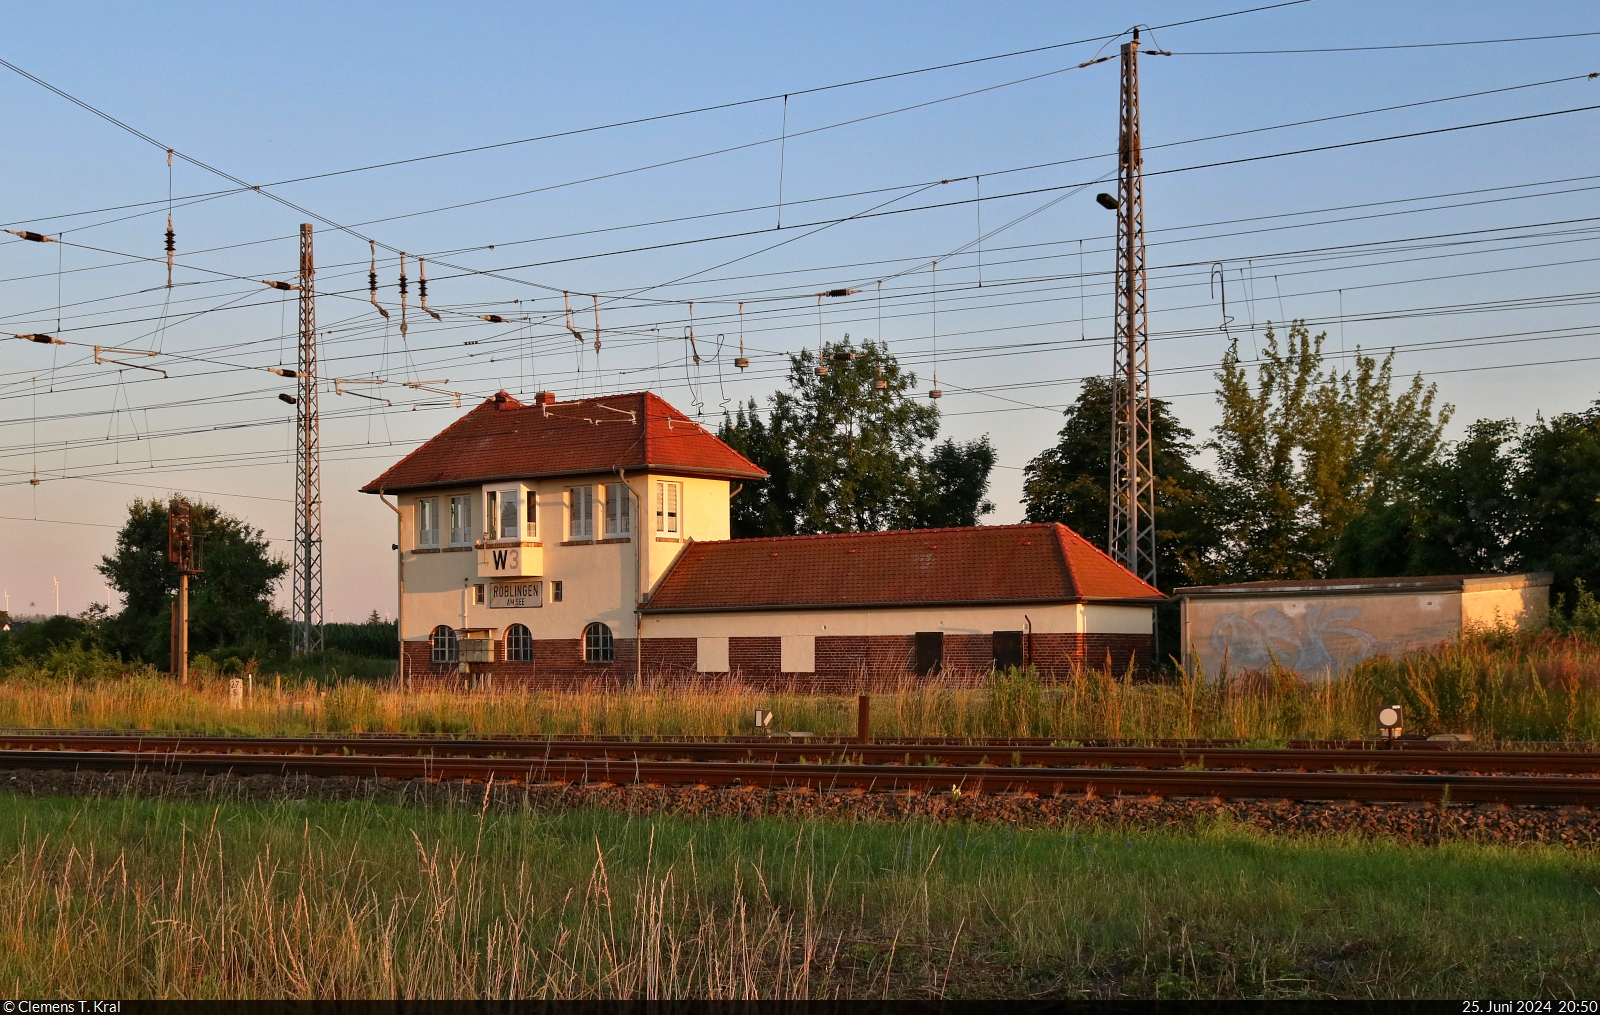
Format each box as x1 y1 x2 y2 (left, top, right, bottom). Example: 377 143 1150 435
640 474 731 591
641 602 1151 639
1182 591 1466 680
399 480 639 644
396 472 735 644
1462 584 1550 630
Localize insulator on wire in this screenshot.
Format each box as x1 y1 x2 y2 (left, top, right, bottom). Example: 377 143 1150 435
592 294 601 355
687 301 701 366
479 315 508 324
269 367 298 378
564 292 584 343
368 241 390 320
419 258 441 321
278 393 297 405
6 230 57 243
735 301 749 369
16 333 65 345
164 215 175 289
262 280 295 291
398 253 409 340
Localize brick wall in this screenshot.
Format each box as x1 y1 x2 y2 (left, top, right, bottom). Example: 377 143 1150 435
402 629 1152 692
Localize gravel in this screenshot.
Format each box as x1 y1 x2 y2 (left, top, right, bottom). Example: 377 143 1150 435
3 766 1596 845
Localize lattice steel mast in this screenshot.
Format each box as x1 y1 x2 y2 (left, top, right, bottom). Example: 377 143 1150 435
1108 29 1156 586
292 223 324 654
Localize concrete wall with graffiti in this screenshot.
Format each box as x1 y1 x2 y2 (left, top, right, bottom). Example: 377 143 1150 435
1180 580 1550 679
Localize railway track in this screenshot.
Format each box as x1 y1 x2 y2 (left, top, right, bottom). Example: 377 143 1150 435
1 730 1597 774
1 731 1598 805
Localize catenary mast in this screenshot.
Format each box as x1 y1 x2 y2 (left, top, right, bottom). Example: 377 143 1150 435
292 223 324 654
1107 29 1157 587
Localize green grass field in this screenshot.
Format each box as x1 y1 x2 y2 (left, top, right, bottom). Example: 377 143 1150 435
1 792 1596 999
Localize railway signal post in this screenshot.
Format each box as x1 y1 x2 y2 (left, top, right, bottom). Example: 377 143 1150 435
167 499 200 684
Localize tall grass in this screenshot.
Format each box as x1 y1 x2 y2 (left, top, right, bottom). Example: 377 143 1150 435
0 794 1596 998
2 630 1599 742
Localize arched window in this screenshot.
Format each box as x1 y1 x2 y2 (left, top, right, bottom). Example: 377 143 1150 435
583 622 614 663
505 623 534 663
430 625 458 665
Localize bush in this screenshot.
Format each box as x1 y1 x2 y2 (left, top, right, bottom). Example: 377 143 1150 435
1549 579 1600 638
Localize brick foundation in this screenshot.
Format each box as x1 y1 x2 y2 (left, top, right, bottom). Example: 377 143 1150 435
403 630 1151 691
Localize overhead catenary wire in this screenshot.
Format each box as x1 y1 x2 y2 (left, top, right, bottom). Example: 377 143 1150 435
5 28 1600 506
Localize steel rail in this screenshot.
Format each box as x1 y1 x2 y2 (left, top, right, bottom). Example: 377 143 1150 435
2 748 1599 805
0 732 1597 774
6 727 1592 750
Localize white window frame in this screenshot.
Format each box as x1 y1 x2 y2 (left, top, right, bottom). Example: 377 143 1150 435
655 481 681 535
484 485 531 541
449 495 474 546
568 485 595 540
416 497 440 548
605 482 632 537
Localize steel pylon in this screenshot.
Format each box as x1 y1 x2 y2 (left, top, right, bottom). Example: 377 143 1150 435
292 223 324 654
1108 30 1157 587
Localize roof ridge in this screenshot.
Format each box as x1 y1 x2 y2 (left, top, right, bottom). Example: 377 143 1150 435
702 522 1057 547
368 398 497 492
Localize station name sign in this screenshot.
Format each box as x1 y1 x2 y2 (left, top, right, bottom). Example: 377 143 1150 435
489 580 542 609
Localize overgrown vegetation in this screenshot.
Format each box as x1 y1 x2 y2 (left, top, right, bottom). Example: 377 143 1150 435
1 629 1597 742
1023 322 1600 607
0 795 1594 999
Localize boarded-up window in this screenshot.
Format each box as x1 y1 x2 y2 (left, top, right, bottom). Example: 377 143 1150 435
914 631 943 676
780 635 815 673
696 636 729 673
992 630 1024 672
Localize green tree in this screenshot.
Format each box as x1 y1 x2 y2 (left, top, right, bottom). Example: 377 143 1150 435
97 497 289 663
1210 323 1450 581
1021 374 1220 589
1513 405 1600 598
719 336 995 535
907 435 997 529
1334 419 1520 578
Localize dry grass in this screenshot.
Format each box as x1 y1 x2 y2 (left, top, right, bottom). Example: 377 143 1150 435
2 630 1599 742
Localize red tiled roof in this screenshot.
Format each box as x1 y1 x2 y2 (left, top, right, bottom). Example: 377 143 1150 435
642 523 1164 612
361 391 766 493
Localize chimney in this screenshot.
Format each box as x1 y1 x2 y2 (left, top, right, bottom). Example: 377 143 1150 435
534 391 557 406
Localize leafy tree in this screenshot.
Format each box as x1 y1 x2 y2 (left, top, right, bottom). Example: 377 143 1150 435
719 336 995 535
1210 323 1450 581
907 435 997 529
1334 419 1520 578
1021 374 1220 589
1513 405 1600 598
97 497 289 663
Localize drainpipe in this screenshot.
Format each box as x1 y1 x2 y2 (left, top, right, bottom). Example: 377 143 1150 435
619 467 644 688
378 491 405 687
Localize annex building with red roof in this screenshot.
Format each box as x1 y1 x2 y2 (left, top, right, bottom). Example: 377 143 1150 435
363 390 1163 687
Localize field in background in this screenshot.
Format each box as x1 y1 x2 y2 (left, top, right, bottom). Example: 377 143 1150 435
0 630 1598 742
1 793 1594 999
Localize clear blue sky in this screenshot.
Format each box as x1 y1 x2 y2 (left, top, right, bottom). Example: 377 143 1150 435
2 1 1597 620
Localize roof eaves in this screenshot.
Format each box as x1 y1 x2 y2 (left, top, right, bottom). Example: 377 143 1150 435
640 594 1160 615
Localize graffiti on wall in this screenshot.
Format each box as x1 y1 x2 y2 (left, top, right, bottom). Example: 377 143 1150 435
1210 602 1379 673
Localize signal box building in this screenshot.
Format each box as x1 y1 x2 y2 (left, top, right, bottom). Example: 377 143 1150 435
362 390 1163 688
